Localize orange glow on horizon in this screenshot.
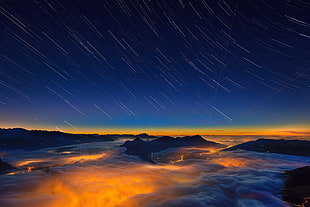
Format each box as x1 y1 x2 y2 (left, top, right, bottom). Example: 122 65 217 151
1 123 309 137
40 127 310 137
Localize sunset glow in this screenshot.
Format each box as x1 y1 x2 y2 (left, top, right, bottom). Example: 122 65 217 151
1 124 309 137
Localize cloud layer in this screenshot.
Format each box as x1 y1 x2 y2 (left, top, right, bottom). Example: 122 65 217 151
0 141 309 207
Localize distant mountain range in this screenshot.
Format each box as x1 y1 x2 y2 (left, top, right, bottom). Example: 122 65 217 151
1 128 310 158
0 128 162 151
121 137 310 163
224 139 310 157
0 128 131 151
1 128 310 176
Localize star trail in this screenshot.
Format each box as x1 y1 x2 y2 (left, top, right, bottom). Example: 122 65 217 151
0 0 309 133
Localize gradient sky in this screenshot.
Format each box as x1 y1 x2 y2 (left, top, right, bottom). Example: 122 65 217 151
0 0 309 133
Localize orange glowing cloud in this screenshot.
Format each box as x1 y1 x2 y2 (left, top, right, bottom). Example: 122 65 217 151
14 153 107 169
211 157 249 168
1 163 195 207
1 148 309 207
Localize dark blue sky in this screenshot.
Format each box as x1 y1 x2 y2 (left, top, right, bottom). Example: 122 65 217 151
0 0 309 131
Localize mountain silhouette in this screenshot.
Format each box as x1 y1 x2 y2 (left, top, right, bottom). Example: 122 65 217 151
0 158 16 174
0 128 116 150
282 166 310 206
224 139 310 157
120 135 225 163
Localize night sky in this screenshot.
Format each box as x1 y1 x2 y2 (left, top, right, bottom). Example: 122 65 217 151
0 0 309 133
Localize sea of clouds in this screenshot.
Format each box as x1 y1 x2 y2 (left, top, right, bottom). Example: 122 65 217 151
0 138 309 207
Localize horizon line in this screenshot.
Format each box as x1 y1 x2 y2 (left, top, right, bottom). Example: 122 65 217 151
1 125 310 137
